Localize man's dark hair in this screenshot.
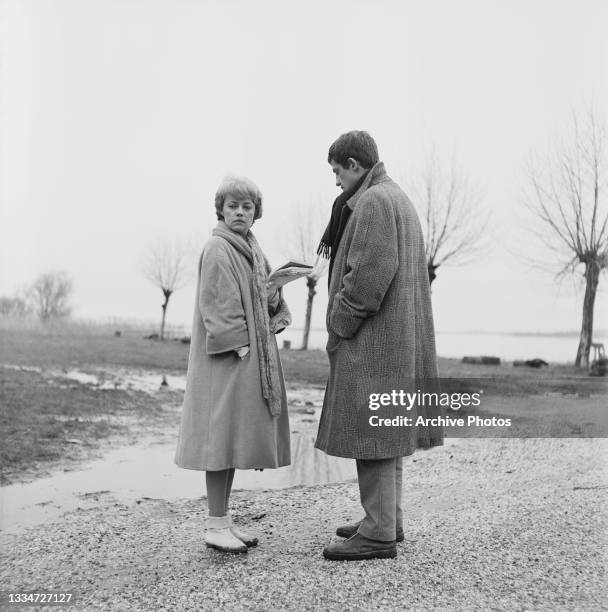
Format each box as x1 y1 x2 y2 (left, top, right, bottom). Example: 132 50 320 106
328 131 379 169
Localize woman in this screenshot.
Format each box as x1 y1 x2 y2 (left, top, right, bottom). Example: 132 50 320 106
175 176 291 553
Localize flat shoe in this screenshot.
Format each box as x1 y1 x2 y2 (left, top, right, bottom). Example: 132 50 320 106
205 541 248 554
204 527 248 554
230 525 259 548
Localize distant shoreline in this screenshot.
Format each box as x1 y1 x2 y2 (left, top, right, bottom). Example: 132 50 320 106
292 328 607 339
436 330 607 339
4 317 604 341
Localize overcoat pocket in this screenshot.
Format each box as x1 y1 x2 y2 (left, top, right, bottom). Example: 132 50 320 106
326 331 344 354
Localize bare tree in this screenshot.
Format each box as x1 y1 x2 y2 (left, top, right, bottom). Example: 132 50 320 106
30 271 73 321
143 240 190 340
408 154 487 285
282 204 329 350
525 109 607 367
0 294 31 317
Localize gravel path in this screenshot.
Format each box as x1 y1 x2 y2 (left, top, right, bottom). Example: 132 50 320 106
1 438 606 611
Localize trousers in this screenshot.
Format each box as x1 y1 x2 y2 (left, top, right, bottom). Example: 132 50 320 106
355 456 403 541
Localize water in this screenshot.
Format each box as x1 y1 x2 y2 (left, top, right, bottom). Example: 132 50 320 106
279 329 605 364
0 432 357 535
2 364 187 393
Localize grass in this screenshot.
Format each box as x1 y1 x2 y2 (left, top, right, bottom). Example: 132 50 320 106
0 368 120 482
0 326 190 371
436 358 607 396
0 365 179 485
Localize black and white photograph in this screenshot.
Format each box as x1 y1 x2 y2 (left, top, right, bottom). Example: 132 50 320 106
1 1 607 610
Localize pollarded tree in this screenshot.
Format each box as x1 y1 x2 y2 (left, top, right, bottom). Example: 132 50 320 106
408 154 487 285
282 204 329 350
525 109 607 367
143 240 190 340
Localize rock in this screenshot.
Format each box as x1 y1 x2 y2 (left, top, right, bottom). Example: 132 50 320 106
462 356 501 365
513 358 548 368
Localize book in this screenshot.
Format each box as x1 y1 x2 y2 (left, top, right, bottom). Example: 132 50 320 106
268 261 314 287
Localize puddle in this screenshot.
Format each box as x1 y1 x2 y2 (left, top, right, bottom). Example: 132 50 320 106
2 364 186 394
3 364 43 373
0 432 356 535
51 368 187 393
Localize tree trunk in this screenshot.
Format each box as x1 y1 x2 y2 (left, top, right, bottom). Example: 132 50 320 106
160 290 172 341
301 277 317 350
575 260 600 368
427 262 438 286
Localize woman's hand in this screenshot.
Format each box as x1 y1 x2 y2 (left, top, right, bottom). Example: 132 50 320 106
235 345 250 359
267 282 280 312
266 279 280 294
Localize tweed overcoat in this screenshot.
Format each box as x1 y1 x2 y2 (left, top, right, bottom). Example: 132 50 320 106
174 232 290 471
315 162 443 459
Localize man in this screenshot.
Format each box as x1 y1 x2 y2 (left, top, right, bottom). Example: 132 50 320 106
316 130 443 561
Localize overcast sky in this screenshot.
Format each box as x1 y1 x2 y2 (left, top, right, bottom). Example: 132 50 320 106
1 0 607 335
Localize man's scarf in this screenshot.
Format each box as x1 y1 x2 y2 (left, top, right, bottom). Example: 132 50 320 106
212 222 290 416
317 171 369 283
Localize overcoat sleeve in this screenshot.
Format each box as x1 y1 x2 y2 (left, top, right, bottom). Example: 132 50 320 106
199 249 249 354
329 195 398 339
267 287 281 312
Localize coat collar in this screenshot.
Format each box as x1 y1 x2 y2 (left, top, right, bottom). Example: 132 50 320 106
346 161 388 210
213 221 253 263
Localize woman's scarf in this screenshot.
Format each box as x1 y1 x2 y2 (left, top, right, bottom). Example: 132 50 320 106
212 222 289 417
317 171 369 283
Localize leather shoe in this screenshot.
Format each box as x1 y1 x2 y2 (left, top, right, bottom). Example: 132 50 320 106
336 520 404 543
323 533 397 561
